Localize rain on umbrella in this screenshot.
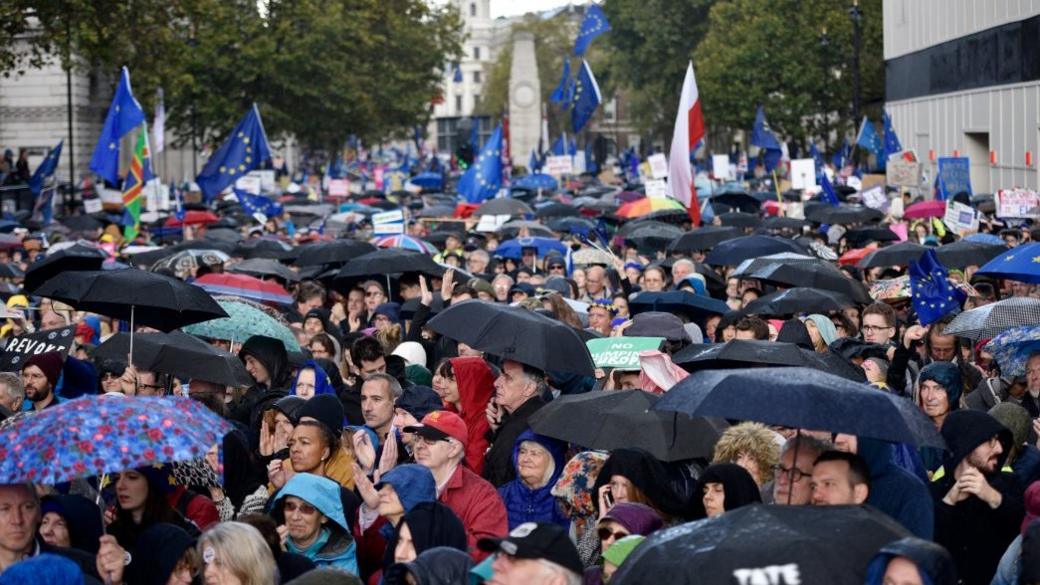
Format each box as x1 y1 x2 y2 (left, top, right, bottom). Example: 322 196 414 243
944 297 1040 341
857 241 928 268
426 300 595 375
194 272 293 306
95 331 253 387
0 396 233 485
667 226 741 253
369 234 440 255
24 244 107 293
228 258 301 283
672 339 865 382
984 324 1040 378
977 242 1040 283
528 390 728 462
934 239 1007 269
616 196 685 219
749 262 872 304
743 287 853 316
731 252 826 278
183 298 301 352
704 235 807 266
715 212 762 228
474 198 534 217
294 239 377 266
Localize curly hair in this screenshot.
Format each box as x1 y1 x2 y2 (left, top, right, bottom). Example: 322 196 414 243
711 422 780 486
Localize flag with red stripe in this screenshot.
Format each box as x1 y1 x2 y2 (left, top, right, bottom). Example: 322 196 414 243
667 61 705 226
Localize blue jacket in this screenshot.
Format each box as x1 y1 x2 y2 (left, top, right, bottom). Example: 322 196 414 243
497 430 568 530
290 360 337 397
858 438 934 540
273 473 357 574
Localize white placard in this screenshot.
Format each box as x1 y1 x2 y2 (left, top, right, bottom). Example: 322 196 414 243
996 189 1040 219
861 186 888 211
712 155 732 180
373 222 405 235
97 186 122 207
248 170 276 191
545 155 573 177
235 176 261 195
647 153 668 179
327 179 349 197
943 200 979 234
645 179 668 198
83 198 103 214
373 209 404 225
789 159 817 190
475 214 510 233
573 152 587 175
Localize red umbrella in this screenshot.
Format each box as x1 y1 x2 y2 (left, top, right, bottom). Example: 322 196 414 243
903 200 946 219
194 273 293 305
839 244 878 266
165 210 219 227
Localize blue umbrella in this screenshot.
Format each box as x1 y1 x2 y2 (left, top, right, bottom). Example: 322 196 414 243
513 173 559 191
495 236 568 260
409 172 444 191
984 324 1040 378
965 233 1005 246
655 367 945 448
977 242 1040 283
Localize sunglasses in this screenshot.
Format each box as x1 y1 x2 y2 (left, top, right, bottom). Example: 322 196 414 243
284 500 318 515
598 528 629 541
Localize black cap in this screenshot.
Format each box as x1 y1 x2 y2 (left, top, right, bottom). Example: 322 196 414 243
297 394 344 435
509 283 536 297
478 522 582 575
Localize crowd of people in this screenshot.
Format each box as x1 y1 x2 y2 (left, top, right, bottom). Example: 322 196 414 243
0 173 1037 585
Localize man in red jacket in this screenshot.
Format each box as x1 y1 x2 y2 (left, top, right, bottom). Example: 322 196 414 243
407 410 508 560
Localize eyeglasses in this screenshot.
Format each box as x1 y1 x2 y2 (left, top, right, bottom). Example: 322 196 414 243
283 501 318 515
860 325 893 333
772 464 812 482
365 291 383 297
597 528 629 541
416 435 450 446
101 372 122 380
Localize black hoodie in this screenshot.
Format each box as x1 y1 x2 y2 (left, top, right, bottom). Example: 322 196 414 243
689 463 762 520
231 335 292 429
126 523 195 585
930 410 1024 585
384 546 475 585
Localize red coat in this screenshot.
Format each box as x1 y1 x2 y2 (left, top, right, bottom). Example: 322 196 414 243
166 486 219 531
446 356 495 475
439 463 508 561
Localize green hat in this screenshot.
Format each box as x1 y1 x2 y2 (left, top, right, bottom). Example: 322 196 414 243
602 534 646 567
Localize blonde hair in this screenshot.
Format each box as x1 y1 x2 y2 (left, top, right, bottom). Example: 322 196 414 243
198 522 278 585
711 422 780 485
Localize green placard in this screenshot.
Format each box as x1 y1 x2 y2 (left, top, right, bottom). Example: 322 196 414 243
586 336 665 369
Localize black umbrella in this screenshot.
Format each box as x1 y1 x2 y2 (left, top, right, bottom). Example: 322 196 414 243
857 241 928 268
624 223 685 251
295 240 377 266
731 252 825 278
611 505 910 585
528 390 728 462
704 235 807 266
128 239 237 267
203 228 244 244
628 291 730 322
496 220 555 239
34 269 228 332
474 198 533 217
228 258 301 282
60 215 104 232
672 340 865 382
711 191 761 213
844 226 900 246
667 226 741 252
638 208 689 224
715 211 761 228
426 300 595 375
94 331 252 387
617 220 675 239
744 287 852 316
534 203 579 219
399 294 445 320
0 263 24 279
24 245 107 292
335 249 444 280
806 204 884 225
759 216 809 231
547 217 597 234
655 367 944 447
750 262 871 303
935 239 1007 269
234 238 297 261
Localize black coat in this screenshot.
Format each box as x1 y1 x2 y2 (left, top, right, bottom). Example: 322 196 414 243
482 395 545 487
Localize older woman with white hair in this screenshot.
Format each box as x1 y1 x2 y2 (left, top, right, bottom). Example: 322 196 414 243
198 521 279 585
498 430 569 530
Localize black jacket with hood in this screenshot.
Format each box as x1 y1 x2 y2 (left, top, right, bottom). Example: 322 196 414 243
930 410 1024 585
231 335 292 431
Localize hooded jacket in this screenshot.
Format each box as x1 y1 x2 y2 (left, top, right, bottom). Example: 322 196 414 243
40 494 102 554
290 359 337 398
919 361 962 412
125 522 196 585
930 410 1024 585
384 546 475 585
497 430 568 530
445 356 494 474
376 464 437 532
688 463 761 519
856 438 933 540
232 335 291 428
863 537 957 585
591 448 689 521
273 473 358 575
383 502 468 573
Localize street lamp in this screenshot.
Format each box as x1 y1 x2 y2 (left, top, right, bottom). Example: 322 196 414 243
849 0 862 125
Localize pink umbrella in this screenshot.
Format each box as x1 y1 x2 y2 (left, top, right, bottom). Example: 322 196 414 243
904 200 946 219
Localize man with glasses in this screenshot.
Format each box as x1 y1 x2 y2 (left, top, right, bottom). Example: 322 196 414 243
406 410 507 560
19 352 63 411
770 435 831 505
860 302 898 346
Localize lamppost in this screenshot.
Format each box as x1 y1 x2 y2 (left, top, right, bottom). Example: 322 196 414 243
819 26 831 151
849 0 862 125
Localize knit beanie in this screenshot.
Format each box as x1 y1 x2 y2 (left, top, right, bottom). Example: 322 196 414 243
22 351 65 389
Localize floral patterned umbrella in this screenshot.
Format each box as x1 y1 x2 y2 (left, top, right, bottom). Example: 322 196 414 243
0 396 233 485
985 324 1040 378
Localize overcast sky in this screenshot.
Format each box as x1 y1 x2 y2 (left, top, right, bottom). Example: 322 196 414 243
489 0 589 18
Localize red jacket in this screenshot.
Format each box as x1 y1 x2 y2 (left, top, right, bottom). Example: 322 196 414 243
446 356 495 475
166 486 219 531
439 463 508 561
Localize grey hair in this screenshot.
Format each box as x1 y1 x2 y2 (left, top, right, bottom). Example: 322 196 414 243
470 249 490 263
0 372 24 404
198 522 279 585
537 559 582 585
365 372 404 400
672 258 696 273
780 435 832 459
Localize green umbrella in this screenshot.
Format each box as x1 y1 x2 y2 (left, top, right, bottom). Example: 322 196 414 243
183 298 301 352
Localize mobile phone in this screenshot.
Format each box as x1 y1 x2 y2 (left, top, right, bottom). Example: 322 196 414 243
604 488 615 508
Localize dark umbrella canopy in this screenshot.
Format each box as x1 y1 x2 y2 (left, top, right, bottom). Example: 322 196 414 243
474 198 533 217
704 235 807 266
34 269 228 332
743 287 852 316
426 300 595 375
611 505 910 585
628 291 730 322
750 262 871 303
667 227 741 253
672 339 854 377
24 247 108 293
625 223 685 251
534 203 579 219
234 238 297 260
943 297 1040 341
335 249 444 280
711 191 761 213
760 216 809 231
654 367 945 447
844 226 900 246
129 239 238 266
228 258 301 282
0 263 23 279
295 240 377 266
716 212 761 228
731 252 825 278
857 241 928 268
95 331 252 387
806 204 884 225
934 239 1006 269
528 390 728 462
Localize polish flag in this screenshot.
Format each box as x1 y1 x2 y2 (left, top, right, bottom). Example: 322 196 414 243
667 61 705 226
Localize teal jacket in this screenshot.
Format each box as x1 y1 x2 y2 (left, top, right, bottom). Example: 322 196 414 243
273 473 357 574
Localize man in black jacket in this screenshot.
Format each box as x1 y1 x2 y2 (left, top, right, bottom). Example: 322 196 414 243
931 409 1024 585
0 483 99 581
483 359 546 487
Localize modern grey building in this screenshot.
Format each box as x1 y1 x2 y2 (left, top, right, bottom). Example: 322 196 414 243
883 0 1040 192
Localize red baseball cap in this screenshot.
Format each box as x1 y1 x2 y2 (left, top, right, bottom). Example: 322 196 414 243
404 410 468 446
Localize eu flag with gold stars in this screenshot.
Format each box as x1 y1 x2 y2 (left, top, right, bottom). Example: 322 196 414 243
457 125 502 203
89 67 146 185
571 60 601 134
574 4 611 57
910 249 965 325
197 104 271 199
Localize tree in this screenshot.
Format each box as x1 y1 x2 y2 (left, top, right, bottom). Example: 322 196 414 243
694 0 883 150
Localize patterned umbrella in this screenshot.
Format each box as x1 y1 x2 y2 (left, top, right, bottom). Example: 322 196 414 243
985 324 1040 378
977 242 1040 284
617 197 685 219
0 396 233 485
194 272 293 306
183 298 301 352
151 249 230 280
370 235 439 255
947 298 1040 341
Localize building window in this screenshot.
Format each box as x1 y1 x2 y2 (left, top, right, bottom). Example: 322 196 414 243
473 94 480 107
473 71 481 83
455 95 463 113
470 3 476 16
604 98 617 123
474 46 481 60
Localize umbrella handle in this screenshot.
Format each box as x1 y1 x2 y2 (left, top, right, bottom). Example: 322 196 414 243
129 305 135 365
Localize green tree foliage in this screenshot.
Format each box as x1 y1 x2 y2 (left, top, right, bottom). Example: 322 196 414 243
694 0 883 148
1 0 462 151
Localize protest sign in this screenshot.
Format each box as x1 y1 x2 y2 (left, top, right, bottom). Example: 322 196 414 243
545 155 573 177
712 155 733 180
647 154 668 179
586 337 665 370
645 179 668 198
861 186 888 211
886 158 922 187
327 179 349 197
234 175 261 195
1 326 75 370
943 200 978 234
789 159 816 190
937 157 972 198
996 189 1040 219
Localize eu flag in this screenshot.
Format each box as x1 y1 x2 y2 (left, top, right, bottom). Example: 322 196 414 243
882 109 902 161
457 125 503 203
549 59 571 104
570 60 601 134
819 173 840 206
453 63 463 83
30 140 63 225
910 249 966 326
831 138 851 169
856 116 884 170
89 67 146 185
235 188 283 218
197 104 272 199
529 149 541 172
574 4 611 56
751 105 782 172
809 142 825 176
